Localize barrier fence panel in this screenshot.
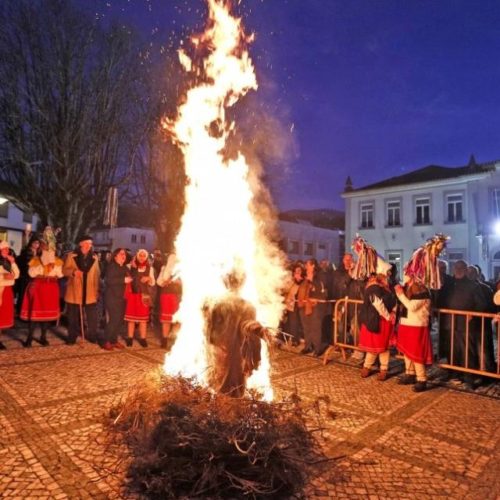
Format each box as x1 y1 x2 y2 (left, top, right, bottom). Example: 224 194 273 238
323 297 363 363
323 297 500 380
437 308 500 378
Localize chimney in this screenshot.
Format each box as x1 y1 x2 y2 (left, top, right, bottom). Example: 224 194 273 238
468 154 477 169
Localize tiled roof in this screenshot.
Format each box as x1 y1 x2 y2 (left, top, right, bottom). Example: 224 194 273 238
348 160 498 193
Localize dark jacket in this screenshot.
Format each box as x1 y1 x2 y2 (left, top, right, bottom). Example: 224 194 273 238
104 261 129 308
437 277 487 331
359 283 396 333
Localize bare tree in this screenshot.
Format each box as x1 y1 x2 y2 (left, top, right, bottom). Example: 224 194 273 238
0 0 146 247
123 58 187 251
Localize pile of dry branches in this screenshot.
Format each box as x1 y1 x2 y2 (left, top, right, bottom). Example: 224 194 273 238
108 370 330 499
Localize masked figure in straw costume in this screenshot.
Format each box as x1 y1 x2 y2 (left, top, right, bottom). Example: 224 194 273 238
20 227 64 347
356 237 397 381
394 234 448 391
63 235 100 344
204 270 266 398
0 241 20 350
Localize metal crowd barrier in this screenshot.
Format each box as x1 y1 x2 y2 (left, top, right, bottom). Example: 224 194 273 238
322 297 500 380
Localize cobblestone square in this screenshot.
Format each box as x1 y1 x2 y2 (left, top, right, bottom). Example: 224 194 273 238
0 330 498 499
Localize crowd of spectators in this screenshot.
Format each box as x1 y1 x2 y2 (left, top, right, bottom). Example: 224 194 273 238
1 230 499 391
281 253 499 390
0 231 181 351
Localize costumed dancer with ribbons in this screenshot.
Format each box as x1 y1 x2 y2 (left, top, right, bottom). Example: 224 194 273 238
0 241 20 350
20 227 64 347
354 236 397 381
394 234 448 392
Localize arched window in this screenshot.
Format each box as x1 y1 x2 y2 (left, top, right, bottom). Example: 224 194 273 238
493 251 500 260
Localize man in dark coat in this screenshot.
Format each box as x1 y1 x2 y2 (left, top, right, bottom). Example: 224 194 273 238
332 253 354 300
437 260 487 372
332 253 365 355
466 265 496 374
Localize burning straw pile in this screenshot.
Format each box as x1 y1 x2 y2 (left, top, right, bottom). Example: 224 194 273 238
108 370 329 499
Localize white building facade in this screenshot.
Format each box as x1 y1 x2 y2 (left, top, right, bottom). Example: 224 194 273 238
343 159 500 280
0 198 38 254
91 227 157 254
278 220 344 266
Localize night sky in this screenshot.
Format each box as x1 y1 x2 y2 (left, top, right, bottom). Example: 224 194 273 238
79 0 500 210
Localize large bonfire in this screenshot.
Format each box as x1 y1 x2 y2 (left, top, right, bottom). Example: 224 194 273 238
108 3 332 497
162 0 287 400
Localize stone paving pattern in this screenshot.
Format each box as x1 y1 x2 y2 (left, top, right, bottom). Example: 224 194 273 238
0 327 498 499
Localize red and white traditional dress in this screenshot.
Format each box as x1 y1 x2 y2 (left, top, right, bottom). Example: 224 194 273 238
358 279 396 354
0 261 20 329
124 260 155 323
20 251 63 322
396 288 433 366
156 256 181 324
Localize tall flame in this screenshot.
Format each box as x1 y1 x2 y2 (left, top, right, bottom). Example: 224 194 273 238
162 0 287 400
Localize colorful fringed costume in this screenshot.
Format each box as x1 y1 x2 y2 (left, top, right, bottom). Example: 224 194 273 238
403 233 449 290
351 236 378 280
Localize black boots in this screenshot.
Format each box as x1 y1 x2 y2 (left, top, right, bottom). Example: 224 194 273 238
24 324 50 347
398 374 416 385
24 327 33 348
413 381 427 392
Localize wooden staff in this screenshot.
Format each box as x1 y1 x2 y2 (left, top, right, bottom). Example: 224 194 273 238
78 274 86 345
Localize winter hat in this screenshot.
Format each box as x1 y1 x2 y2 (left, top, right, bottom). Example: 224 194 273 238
77 235 93 244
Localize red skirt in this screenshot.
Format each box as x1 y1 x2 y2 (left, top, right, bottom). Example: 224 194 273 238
160 293 180 323
125 292 150 322
0 286 14 329
359 317 393 353
396 324 433 365
20 279 60 322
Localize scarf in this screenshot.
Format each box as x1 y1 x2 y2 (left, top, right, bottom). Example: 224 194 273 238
75 250 95 273
130 260 152 295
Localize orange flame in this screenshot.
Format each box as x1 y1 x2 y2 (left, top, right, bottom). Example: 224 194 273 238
162 0 287 400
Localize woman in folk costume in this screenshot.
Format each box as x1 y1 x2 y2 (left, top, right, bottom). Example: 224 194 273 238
0 241 20 350
297 258 329 356
395 234 448 392
357 241 397 380
20 229 64 347
156 253 182 349
124 249 155 347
